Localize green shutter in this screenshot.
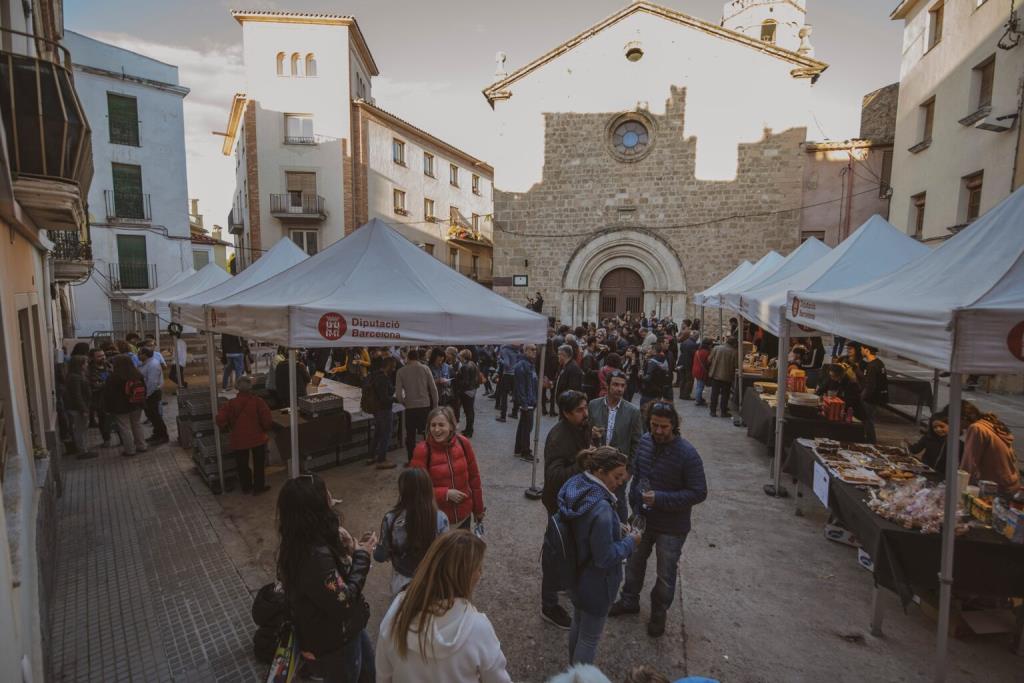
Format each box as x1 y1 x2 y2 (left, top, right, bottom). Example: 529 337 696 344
116 235 149 288
112 163 144 219
107 93 139 146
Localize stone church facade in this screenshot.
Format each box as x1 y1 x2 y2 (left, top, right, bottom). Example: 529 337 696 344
484 1 829 325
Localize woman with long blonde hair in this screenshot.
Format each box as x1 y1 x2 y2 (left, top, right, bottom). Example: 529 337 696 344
375 530 511 682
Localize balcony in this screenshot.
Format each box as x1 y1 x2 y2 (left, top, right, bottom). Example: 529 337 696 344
228 206 244 235
0 28 93 231
108 262 157 291
270 193 327 221
450 261 493 286
284 135 316 145
447 223 492 246
105 190 152 223
48 229 93 282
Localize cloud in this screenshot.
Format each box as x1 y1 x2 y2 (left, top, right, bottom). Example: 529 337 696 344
85 32 245 230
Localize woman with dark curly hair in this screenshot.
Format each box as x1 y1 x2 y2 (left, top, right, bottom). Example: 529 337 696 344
276 473 378 682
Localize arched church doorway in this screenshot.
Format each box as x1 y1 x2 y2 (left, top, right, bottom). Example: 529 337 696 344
600 268 644 318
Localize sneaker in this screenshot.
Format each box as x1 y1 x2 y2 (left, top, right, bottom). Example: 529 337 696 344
608 601 639 617
375 462 397 470
516 452 536 463
647 612 667 637
541 605 571 630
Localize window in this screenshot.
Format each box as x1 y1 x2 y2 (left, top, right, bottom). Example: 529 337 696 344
116 234 149 288
761 20 777 44
393 139 406 166
912 97 935 150
449 247 459 269
192 249 210 270
305 53 317 77
276 52 285 76
285 171 317 212
290 229 319 256
424 152 435 177
471 213 481 232
424 198 435 221
962 171 984 223
975 56 995 109
449 163 459 187
911 192 927 239
393 189 407 215
107 93 139 146
423 243 434 256
112 162 145 218
449 205 460 226
472 255 479 277
284 114 314 144
472 174 480 195
612 119 651 158
879 149 894 198
928 3 944 51
290 53 301 76
800 231 826 243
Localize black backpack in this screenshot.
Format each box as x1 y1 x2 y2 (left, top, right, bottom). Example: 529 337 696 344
251 582 288 664
541 507 596 592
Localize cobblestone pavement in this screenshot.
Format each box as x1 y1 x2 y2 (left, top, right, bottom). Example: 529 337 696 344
49 406 261 683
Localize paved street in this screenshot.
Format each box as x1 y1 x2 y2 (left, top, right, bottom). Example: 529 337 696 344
49 384 1023 682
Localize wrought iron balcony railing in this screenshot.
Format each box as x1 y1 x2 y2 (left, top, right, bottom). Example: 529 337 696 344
105 189 152 222
108 262 157 290
48 229 92 261
269 193 327 220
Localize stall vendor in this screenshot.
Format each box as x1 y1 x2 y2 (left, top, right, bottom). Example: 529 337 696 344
959 402 1020 494
815 364 866 421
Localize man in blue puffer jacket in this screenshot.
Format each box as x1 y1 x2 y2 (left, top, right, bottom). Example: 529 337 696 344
558 447 640 665
609 400 707 637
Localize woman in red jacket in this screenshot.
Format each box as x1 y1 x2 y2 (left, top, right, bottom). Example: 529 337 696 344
691 339 713 407
216 375 273 495
410 406 485 529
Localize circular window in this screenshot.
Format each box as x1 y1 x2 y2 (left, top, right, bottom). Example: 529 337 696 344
613 120 650 157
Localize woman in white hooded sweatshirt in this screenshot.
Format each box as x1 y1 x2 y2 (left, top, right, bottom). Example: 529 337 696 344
376 529 512 683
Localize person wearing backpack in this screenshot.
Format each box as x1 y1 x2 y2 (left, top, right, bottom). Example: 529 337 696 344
276 473 377 682
103 354 148 457
364 356 398 470
557 446 639 665
216 375 273 494
374 468 450 597
411 407 484 529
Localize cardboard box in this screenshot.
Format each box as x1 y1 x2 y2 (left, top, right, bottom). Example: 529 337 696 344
992 499 1024 544
824 523 861 548
857 548 875 572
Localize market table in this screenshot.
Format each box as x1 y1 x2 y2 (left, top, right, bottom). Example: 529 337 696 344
784 440 1024 640
885 371 934 424
740 387 867 451
271 409 351 470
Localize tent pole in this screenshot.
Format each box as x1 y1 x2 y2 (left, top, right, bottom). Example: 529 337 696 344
289 349 299 478
935 371 961 683
765 310 789 497
733 312 745 427
155 313 161 358
699 305 705 343
526 350 545 500
206 331 225 494
718 307 723 339
931 368 940 414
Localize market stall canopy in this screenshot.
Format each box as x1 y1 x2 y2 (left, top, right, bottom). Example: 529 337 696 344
740 216 929 337
171 238 308 329
701 251 783 309
126 267 195 313
206 218 548 346
130 263 232 315
693 260 752 307
788 186 1024 373
721 238 831 311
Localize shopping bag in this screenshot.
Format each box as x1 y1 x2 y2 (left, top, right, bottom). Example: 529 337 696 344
266 623 301 683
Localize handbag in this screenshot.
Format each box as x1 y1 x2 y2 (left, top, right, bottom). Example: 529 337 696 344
265 623 301 683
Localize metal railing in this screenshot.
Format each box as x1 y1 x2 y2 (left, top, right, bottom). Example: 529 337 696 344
228 206 244 234
450 261 493 284
0 27 93 197
284 135 316 145
48 229 92 261
108 262 157 290
269 193 327 218
105 189 152 222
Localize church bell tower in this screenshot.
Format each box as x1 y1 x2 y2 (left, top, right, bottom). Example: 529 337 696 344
721 0 813 56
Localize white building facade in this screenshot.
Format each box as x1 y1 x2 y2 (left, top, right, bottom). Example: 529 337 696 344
63 31 192 335
889 0 1024 242
222 11 494 280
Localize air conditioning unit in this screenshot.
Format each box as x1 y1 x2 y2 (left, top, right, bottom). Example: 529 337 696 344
975 113 1018 133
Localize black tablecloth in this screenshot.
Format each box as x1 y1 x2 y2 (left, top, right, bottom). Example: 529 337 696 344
785 442 1024 603
886 372 933 409
740 387 867 449
271 409 351 460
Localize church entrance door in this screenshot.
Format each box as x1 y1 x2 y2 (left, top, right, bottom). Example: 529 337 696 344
599 268 644 319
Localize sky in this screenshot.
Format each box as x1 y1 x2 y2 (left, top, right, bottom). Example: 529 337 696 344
64 0 905 230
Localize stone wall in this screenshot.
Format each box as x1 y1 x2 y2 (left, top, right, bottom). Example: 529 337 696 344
859 83 899 144
493 85 805 324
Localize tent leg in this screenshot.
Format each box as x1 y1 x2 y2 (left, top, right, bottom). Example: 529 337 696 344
155 314 161 358
206 332 225 495
733 314 745 427
525 351 545 500
289 349 300 478
718 308 723 339
931 368 940 414
764 313 789 497
935 372 961 683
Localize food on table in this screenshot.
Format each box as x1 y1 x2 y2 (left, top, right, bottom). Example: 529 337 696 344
867 480 966 533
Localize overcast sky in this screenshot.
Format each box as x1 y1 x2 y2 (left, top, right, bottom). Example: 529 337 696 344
65 0 904 230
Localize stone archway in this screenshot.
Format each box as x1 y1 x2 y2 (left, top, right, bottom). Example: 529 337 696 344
561 229 686 325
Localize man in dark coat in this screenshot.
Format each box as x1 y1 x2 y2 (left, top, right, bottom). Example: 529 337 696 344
677 331 699 400
554 344 583 398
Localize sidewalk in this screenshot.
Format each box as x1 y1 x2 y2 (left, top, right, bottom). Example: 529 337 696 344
49 407 261 682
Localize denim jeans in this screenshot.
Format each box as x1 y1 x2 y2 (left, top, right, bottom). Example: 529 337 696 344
222 353 244 389
693 378 706 403
619 531 688 616
709 379 731 414
317 629 374 683
495 373 513 417
568 605 607 666
372 408 393 462
541 537 560 610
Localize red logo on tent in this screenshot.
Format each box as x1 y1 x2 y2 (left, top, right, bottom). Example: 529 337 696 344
791 298 801 318
1008 321 1024 362
318 313 347 341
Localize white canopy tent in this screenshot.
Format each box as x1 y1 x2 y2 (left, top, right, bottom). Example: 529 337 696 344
206 218 548 482
786 187 1024 682
692 260 752 340
129 263 230 315
700 251 783 310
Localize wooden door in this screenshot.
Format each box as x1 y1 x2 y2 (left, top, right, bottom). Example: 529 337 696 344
600 268 644 318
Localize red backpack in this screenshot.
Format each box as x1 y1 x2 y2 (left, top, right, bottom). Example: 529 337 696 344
125 379 147 405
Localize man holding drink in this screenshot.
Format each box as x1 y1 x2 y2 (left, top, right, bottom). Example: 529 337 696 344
588 370 642 522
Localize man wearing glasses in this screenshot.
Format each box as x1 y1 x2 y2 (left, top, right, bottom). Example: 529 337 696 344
588 370 641 521
609 401 707 637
